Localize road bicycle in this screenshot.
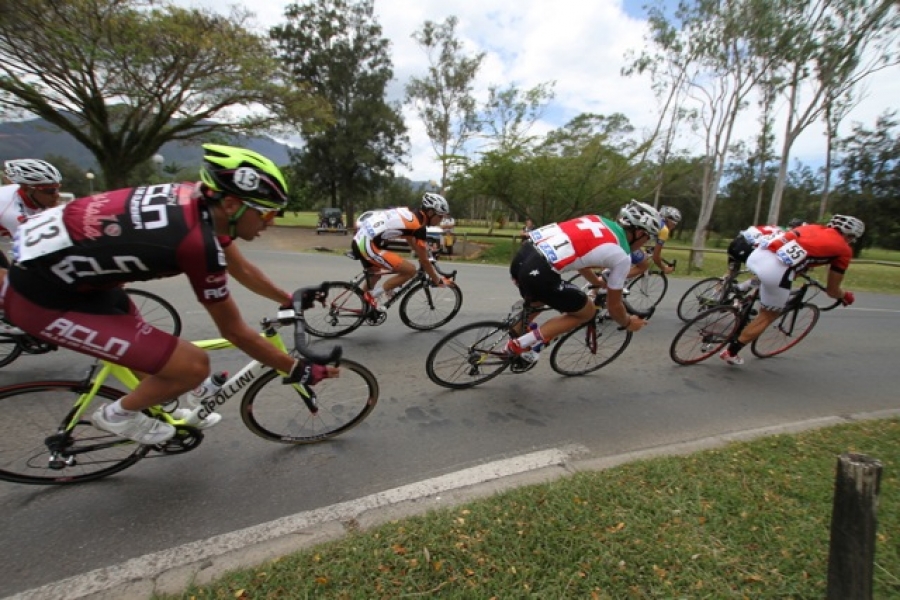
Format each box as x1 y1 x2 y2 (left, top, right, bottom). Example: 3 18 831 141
303 254 463 338
669 273 842 365
0 288 181 369
566 259 675 314
0 285 378 485
425 292 650 389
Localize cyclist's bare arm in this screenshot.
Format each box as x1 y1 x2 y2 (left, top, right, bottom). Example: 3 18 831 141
577 266 605 289
825 268 847 299
411 238 447 285
205 296 296 373
224 243 291 305
606 289 646 332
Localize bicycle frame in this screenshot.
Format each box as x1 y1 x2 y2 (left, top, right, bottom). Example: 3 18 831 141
356 257 457 310
60 328 307 435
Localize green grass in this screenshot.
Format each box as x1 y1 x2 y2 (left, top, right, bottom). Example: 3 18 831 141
159 418 900 599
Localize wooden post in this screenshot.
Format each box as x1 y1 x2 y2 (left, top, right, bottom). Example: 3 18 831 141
827 452 883 600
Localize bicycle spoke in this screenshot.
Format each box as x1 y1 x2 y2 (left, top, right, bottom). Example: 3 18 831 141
241 360 378 444
751 304 819 358
303 281 367 338
670 307 740 365
426 321 510 389
400 282 463 331
0 382 146 484
549 314 632 375
624 272 667 312
677 277 728 322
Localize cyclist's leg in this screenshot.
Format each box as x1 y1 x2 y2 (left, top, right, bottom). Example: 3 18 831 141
354 238 412 296
722 250 791 363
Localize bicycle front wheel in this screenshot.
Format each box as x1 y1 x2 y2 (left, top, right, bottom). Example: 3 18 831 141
751 303 819 358
624 271 668 313
240 359 378 444
426 321 511 389
303 281 368 338
670 306 741 365
0 381 148 484
399 282 463 331
126 288 182 336
676 277 728 322
549 313 632 376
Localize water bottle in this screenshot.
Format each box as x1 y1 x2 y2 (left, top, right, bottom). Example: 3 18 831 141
185 371 228 409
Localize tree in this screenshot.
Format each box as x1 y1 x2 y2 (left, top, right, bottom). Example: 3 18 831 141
765 0 900 224
0 0 327 189
405 16 484 190
271 0 408 224
479 83 555 154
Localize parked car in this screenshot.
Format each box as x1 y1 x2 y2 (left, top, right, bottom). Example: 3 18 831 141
316 207 347 235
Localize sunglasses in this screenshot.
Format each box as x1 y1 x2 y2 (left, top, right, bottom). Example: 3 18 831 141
31 185 61 194
243 202 279 222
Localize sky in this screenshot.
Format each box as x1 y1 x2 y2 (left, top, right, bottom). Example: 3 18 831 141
176 0 900 183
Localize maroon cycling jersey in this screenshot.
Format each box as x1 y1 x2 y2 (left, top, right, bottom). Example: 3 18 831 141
9 183 230 308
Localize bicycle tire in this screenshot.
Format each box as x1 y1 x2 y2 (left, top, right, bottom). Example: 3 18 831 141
399 281 463 331
549 313 632 376
126 288 182 336
240 359 378 444
670 306 741 365
624 271 668 313
0 334 23 368
676 277 730 322
0 381 148 484
303 281 368 338
425 320 511 389
751 303 820 358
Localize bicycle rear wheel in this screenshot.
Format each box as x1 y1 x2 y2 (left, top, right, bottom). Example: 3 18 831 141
0 334 23 368
303 281 368 338
240 359 378 443
126 288 182 336
670 306 741 365
549 313 632 376
0 381 148 484
425 320 511 389
751 303 819 358
624 271 667 313
399 282 463 331
676 277 729 322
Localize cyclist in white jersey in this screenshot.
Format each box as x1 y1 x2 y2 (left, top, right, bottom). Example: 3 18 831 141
0 159 63 269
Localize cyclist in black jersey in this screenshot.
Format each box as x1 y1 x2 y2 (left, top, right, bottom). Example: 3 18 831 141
1 144 337 444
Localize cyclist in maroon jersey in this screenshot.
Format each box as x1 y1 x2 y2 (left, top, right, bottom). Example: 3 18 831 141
0 144 336 444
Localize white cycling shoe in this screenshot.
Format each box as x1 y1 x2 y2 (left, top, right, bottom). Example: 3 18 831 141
91 405 176 445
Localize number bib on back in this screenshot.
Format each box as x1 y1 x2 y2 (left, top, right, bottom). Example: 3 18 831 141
12 206 73 263
774 239 808 267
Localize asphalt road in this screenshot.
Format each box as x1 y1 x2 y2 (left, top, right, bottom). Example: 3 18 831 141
1 241 898 598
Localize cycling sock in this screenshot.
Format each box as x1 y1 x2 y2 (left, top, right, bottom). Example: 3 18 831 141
726 340 746 355
515 324 545 350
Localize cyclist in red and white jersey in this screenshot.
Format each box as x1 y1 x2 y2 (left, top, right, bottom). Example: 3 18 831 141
0 159 63 270
352 193 454 304
725 218 807 294
506 200 660 362
1 144 336 444
719 215 862 366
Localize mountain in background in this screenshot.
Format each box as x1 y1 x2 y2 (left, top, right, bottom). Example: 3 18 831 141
0 116 294 171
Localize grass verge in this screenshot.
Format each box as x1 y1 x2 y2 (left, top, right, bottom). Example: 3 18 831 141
160 418 899 599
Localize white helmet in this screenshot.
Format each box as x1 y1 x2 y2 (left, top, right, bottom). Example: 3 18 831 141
4 159 62 186
617 200 661 237
827 215 865 241
659 205 682 223
421 192 449 215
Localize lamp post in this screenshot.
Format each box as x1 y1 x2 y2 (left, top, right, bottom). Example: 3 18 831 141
85 171 94 195
151 153 164 182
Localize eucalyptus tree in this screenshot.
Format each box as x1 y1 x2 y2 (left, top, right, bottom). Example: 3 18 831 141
764 0 899 224
0 0 326 189
405 16 484 191
479 83 555 154
630 0 783 267
272 0 407 222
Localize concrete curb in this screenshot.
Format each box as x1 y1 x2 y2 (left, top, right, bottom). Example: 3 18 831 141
7 408 899 600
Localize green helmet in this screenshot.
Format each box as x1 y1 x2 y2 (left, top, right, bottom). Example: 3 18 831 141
199 144 288 209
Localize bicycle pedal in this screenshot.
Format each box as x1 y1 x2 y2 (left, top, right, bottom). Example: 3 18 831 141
365 309 387 325
154 426 204 453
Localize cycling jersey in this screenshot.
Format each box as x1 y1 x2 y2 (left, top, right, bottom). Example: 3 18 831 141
0 184 42 239
512 215 632 313
352 206 429 270
1 183 230 373
9 183 229 306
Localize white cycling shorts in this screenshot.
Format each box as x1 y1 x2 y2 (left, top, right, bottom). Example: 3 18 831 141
746 248 792 310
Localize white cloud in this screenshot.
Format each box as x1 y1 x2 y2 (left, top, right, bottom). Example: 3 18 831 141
175 0 899 182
